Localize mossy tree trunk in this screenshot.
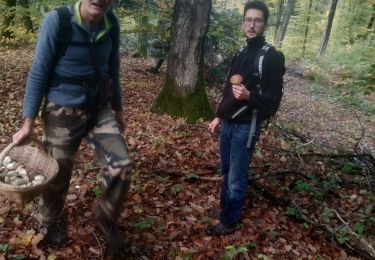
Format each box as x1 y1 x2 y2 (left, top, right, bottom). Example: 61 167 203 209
152 0 213 122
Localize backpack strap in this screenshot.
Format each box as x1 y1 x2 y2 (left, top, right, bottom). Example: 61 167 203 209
55 6 73 63
106 11 119 78
246 43 272 148
253 43 272 90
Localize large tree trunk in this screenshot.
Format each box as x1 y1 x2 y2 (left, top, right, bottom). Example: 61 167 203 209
274 0 295 48
151 0 213 122
302 0 313 56
316 0 339 61
274 0 284 43
1 0 17 41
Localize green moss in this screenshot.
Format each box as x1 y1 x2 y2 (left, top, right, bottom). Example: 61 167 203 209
151 70 213 122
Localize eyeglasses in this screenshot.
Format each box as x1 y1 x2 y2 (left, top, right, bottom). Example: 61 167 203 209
244 18 264 26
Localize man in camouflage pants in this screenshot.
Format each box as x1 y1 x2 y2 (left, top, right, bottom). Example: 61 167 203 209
12 0 132 257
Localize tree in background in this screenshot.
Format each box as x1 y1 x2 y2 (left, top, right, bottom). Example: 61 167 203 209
151 0 213 121
1 0 17 41
274 0 295 47
316 0 338 61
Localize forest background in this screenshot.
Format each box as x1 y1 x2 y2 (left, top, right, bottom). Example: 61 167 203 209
0 0 374 259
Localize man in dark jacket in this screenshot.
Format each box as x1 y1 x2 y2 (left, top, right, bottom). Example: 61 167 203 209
12 0 132 257
207 0 285 236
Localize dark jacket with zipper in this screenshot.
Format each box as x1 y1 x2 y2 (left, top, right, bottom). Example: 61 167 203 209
216 36 285 123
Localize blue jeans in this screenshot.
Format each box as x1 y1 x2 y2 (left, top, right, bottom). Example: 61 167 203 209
219 121 262 227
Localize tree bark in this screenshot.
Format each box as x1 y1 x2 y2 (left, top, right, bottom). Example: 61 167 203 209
302 0 313 56
274 0 284 43
368 3 375 29
151 0 213 122
274 0 295 48
137 0 150 57
316 0 339 61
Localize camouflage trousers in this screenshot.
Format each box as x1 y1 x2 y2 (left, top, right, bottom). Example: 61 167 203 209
32 102 132 228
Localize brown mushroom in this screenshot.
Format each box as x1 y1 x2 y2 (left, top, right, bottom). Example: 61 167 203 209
230 74 243 85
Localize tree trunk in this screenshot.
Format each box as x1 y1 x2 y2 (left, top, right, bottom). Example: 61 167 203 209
316 0 339 61
222 0 227 9
151 0 213 122
302 0 313 56
274 0 284 43
368 3 375 29
1 0 17 40
18 0 34 32
137 0 150 57
274 0 295 48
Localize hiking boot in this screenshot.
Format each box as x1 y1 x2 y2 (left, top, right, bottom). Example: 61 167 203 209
42 223 69 246
207 207 221 220
206 222 236 236
97 217 131 259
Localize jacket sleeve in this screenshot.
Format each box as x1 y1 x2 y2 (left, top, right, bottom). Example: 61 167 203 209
215 54 237 118
248 49 285 116
108 16 122 112
23 11 59 118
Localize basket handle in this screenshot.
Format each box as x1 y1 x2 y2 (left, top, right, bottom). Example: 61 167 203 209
0 142 16 165
0 138 48 165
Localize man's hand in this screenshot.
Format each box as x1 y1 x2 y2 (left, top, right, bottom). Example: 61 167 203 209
208 117 221 134
12 118 35 145
114 111 126 133
232 84 250 100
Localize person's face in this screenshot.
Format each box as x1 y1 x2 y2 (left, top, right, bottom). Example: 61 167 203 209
242 9 267 39
81 0 114 21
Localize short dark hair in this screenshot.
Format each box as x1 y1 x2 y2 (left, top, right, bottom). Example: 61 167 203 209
244 1 270 23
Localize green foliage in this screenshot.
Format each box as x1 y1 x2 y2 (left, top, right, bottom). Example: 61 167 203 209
91 174 103 197
207 7 243 61
134 216 155 230
321 207 333 223
295 180 312 192
340 161 362 174
171 183 183 194
336 226 350 244
0 243 9 253
354 222 365 235
286 206 298 216
221 245 248 260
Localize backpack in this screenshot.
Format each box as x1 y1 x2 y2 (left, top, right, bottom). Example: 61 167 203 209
247 43 284 148
252 43 284 120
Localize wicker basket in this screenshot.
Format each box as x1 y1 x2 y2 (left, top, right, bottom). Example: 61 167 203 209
0 139 59 205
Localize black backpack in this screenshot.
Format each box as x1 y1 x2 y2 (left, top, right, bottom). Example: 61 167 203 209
252 43 284 120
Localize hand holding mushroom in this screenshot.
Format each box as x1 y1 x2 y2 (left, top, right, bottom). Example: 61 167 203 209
230 74 250 101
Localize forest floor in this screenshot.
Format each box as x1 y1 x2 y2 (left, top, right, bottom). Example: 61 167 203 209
0 47 374 260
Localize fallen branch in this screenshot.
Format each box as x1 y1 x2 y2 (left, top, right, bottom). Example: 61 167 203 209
152 170 221 181
332 209 375 258
252 182 375 260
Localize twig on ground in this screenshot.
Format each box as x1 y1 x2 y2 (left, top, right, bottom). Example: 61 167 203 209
92 230 104 260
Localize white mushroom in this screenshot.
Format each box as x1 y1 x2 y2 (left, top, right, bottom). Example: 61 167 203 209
6 162 18 171
2 156 12 165
34 175 45 182
4 176 10 184
13 178 27 186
